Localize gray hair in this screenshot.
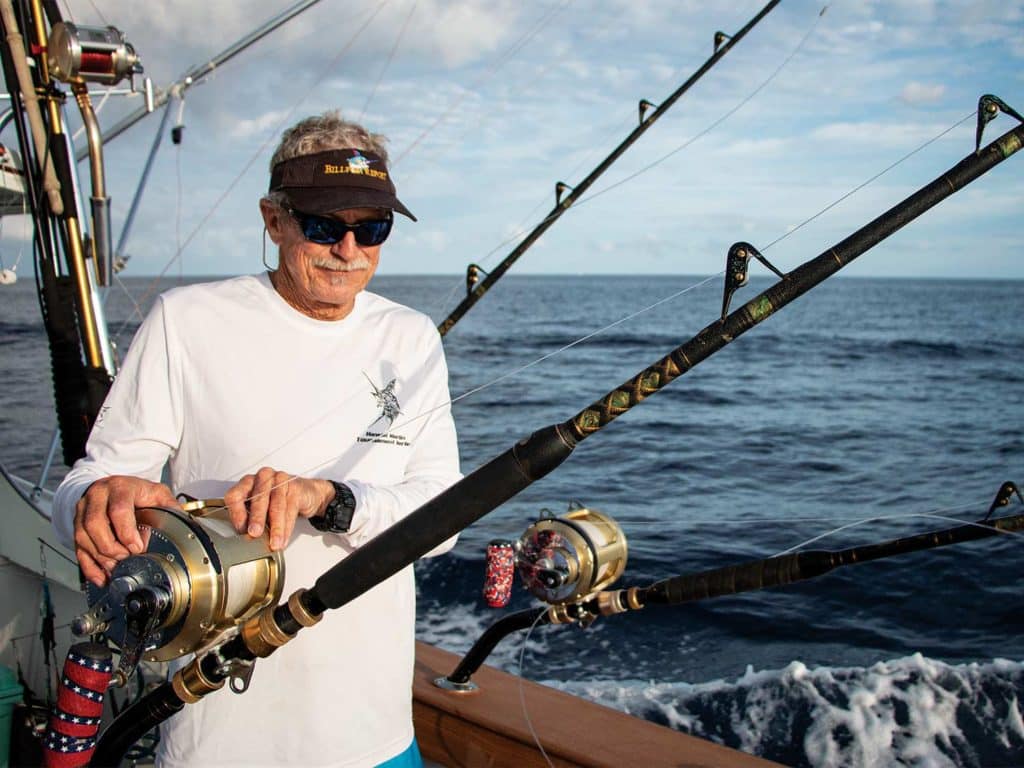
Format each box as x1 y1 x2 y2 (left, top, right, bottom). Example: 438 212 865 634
264 110 390 208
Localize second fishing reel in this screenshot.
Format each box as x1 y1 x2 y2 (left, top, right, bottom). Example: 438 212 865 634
484 503 628 608
72 499 284 686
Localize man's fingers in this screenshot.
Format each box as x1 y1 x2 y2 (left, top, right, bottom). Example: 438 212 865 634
76 548 108 588
246 468 276 537
72 476 180 585
78 484 130 561
151 483 179 508
107 482 144 554
225 476 255 534
267 472 292 551
225 468 304 548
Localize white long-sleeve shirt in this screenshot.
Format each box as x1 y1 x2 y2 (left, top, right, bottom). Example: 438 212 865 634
53 273 462 767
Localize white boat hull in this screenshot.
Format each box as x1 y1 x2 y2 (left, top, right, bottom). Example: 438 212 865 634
0 465 85 700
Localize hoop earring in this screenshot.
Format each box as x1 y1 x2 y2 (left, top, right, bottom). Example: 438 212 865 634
262 227 277 271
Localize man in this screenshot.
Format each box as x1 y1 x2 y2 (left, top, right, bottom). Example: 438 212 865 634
52 111 461 767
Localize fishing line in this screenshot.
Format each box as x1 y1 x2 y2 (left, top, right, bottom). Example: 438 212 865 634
428 42 608 317
403 0 588 207
235 132 1008 508
570 5 829 212
357 1 416 123
428 87 644 319
38 536 78 567
392 0 575 167
80 0 108 27
517 608 555 768
468 503 998 581
228 272 723 506
757 110 977 254
430 4 828 319
419 101 978 432
109 273 146 325
385 110 983 454
443 274 721 411
100 8 1001 530
232 98 1010 502
773 509 1023 558
432 103 980 343
111 2 390 347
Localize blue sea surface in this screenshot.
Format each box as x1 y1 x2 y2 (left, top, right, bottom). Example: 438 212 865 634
1 273 1022 767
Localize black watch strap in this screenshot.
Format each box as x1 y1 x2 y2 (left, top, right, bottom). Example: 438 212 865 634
309 481 356 533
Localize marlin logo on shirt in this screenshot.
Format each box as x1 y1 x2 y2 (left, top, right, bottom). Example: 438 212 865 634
364 373 401 429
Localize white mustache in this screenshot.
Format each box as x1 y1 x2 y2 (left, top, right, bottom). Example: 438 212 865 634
311 257 371 272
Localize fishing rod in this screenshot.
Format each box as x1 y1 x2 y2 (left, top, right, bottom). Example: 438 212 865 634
439 483 1024 687
0 0 136 463
73 0 325 159
77 103 1022 767
436 0 781 337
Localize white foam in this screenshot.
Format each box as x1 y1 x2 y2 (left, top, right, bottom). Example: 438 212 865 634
545 654 1024 767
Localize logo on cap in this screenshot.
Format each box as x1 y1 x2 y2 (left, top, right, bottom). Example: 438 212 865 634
347 151 373 171
323 150 387 180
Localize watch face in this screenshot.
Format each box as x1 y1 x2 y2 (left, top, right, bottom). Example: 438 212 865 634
324 482 355 533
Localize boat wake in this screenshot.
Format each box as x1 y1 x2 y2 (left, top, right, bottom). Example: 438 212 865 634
552 655 1024 768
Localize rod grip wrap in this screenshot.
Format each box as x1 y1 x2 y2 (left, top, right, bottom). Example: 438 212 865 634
649 551 836 605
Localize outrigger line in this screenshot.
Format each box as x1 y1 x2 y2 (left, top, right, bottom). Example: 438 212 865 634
440 482 1024 686
92 107 1024 767
436 0 782 337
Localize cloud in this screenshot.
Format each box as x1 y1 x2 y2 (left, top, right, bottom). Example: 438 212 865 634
809 121 953 147
716 137 791 157
45 0 1024 280
230 109 293 140
900 82 946 105
415 1 521 67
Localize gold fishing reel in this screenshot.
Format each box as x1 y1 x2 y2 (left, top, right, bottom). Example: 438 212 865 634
516 504 628 605
73 499 284 685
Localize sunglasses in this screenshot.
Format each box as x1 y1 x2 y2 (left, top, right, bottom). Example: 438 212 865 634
288 208 393 247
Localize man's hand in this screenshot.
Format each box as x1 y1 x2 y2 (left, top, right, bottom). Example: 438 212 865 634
224 468 333 551
74 476 178 587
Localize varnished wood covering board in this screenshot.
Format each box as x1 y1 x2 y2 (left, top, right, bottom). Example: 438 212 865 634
413 642 782 768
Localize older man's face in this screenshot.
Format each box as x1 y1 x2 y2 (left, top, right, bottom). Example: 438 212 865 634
262 203 385 321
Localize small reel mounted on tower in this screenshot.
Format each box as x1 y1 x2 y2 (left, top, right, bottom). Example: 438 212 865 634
484 503 628 608
47 22 142 87
72 499 284 687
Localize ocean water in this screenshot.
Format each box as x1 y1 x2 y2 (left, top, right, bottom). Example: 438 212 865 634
2 273 1023 767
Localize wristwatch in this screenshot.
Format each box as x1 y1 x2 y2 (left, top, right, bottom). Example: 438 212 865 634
309 481 356 533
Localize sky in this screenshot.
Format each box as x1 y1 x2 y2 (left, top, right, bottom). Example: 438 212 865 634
6 0 1023 280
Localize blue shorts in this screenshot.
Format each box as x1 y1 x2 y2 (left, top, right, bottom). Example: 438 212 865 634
376 737 423 768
